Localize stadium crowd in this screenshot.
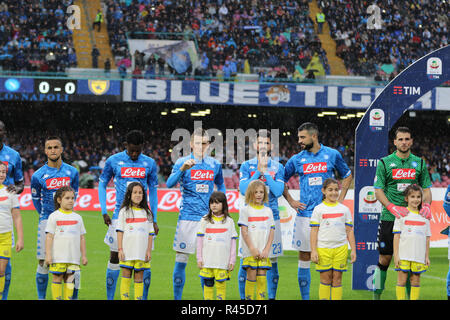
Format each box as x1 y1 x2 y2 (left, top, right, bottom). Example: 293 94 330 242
0 0 77 73
0 0 447 81
319 0 449 78
105 0 330 80
105 0 447 80
1 103 448 190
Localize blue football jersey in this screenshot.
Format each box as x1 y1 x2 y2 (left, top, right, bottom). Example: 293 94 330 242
444 185 450 217
31 162 79 221
98 150 158 219
284 144 351 217
0 144 23 186
166 153 225 221
239 157 285 220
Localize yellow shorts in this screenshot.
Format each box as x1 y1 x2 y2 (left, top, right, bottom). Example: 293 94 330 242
49 263 80 274
395 260 428 274
316 244 348 272
120 260 151 271
200 268 230 282
242 256 272 270
0 232 12 260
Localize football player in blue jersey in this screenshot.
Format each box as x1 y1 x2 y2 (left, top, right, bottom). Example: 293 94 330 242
98 130 158 300
166 128 226 300
0 121 24 300
238 129 285 299
443 185 450 300
283 122 352 300
31 136 80 300
0 121 24 194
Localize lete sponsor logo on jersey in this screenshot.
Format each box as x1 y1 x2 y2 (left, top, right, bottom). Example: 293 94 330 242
303 162 327 174
392 168 416 180
46 177 71 189
190 170 214 181
121 167 146 178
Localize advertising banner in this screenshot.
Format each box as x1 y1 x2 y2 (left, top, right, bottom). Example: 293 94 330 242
130 78 450 110
18 188 448 250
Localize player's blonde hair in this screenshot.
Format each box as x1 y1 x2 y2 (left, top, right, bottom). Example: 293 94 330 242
244 180 268 205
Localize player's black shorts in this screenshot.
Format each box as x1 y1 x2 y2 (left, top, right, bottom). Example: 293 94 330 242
377 220 394 255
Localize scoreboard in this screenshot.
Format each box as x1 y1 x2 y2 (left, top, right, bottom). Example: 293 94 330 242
0 78 122 102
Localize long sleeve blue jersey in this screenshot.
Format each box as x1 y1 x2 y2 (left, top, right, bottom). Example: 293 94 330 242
98 150 158 221
166 153 225 221
444 185 450 218
239 157 285 220
0 144 23 186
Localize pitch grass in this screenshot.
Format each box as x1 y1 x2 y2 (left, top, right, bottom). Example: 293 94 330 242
6 210 449 300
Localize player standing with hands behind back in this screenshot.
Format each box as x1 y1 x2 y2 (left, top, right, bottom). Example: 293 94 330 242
98 130 158 300
373 127 432 300
31 136 79 300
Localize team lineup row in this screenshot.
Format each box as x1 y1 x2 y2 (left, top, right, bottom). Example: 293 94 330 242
0 121 449 300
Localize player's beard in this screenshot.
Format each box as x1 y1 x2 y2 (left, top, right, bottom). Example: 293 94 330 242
301 142 314 151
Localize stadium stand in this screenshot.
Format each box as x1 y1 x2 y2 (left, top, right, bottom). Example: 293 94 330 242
319 0 449 78
104 0 332 79
1 0 447 80
0 0 77 72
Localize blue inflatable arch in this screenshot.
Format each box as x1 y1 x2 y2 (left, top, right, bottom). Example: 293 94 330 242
353 45 450 290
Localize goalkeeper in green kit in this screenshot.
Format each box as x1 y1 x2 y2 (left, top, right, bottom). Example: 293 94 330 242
373 127 432 300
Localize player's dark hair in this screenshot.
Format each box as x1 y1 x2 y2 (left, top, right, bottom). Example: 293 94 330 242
120 181 153 222
394 127 412 139
298 122 319 135
257 129 271 140
205 191 230 224
403 184 423 211
321 178 339 200
53 186 75 211
45 136 63 146
126 130 144 145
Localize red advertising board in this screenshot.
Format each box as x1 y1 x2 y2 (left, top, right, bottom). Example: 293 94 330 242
18 188 448 246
